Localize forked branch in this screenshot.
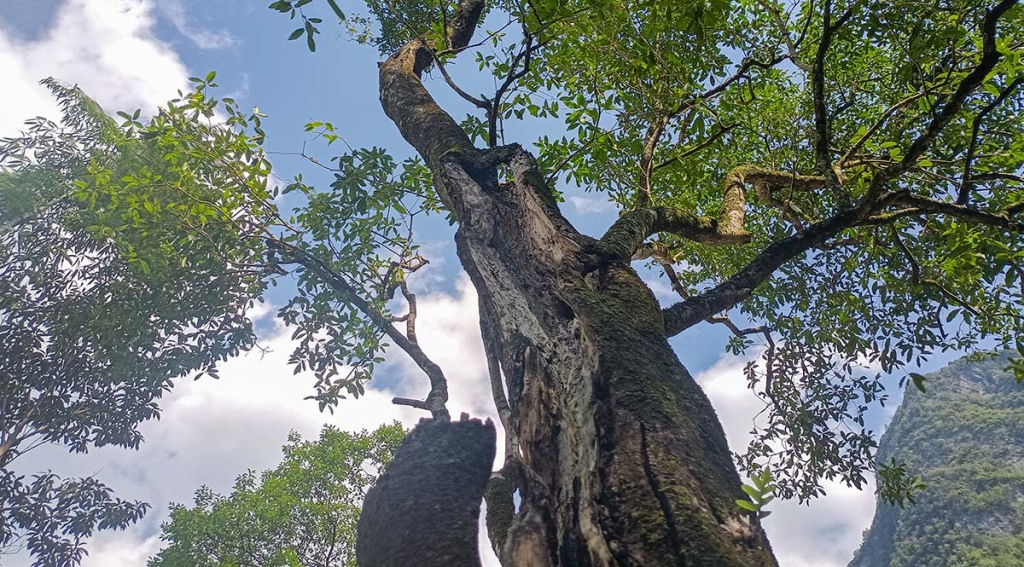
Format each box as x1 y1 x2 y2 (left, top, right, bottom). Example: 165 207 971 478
268 239 451 420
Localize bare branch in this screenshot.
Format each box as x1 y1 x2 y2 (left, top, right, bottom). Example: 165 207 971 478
479 298 519 460
432 53 491 110
269 239 450 420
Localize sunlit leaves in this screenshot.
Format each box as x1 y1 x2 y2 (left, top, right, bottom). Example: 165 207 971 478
277 142 436 411
736 469 776 519
0 79 271 565
148 423 404 567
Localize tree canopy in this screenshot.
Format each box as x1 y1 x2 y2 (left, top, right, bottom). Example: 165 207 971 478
267 0 1024 501
148 423 404 567
2 0 1024 563
0 79 273 565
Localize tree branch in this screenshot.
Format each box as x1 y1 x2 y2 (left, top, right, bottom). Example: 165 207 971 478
957 77 1023 204
662 207 862 336
811 0 839 188
653 124 736 172
268 239 450 420
597 206 749 264
837 91 929 168
378 1 487 178
446 0 486 51
887 193 1024 232
489 34 539 147
756 0 812 71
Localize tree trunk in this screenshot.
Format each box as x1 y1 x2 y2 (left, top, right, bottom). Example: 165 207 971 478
374 33 777 567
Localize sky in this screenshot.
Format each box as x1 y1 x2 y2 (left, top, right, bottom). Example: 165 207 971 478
0 1 963 565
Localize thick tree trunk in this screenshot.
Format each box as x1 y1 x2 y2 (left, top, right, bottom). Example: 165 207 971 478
374 30 777 567
450 150 774 566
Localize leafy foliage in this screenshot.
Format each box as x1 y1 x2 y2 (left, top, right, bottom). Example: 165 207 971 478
0 78 277 565
736 469 775 519
851 353 1024 567
1 67 449 561
269 0 1024 505
147 423 405 567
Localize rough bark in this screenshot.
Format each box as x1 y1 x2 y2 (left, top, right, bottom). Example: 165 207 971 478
371 10 777 566
357 417 496 567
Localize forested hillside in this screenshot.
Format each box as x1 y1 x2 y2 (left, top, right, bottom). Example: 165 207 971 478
850 353 1024 567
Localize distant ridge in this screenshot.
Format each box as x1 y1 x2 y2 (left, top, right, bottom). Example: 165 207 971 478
849 353 1024 567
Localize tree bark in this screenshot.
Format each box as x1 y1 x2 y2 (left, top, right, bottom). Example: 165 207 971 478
374 27 777 567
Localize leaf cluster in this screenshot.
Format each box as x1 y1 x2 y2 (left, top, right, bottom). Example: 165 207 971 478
147 423 404 567
0 79 275 563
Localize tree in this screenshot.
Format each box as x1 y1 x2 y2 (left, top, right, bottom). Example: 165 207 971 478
10 0 1023 563
0 80 271 565
148 423 404 567
257 0 1023 564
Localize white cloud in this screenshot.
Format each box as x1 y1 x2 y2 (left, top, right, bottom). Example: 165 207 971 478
568 194 614 214
158 0 239 50
696 355 875 567
5 276 501 567
0 0 192 139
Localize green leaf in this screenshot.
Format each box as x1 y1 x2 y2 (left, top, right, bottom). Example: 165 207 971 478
735 499 759 512
288 27 304 40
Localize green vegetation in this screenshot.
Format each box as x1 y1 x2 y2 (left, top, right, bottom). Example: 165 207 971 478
851 353 1024 567
0 79 271 566
148 423 404 567
2 0 1024 562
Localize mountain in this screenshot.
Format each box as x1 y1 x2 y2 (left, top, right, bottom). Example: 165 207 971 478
849 353 1024 567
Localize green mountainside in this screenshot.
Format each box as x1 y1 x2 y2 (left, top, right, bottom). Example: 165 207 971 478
849 353 1024 567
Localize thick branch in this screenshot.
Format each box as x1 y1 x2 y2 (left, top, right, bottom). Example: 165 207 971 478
662 207 861 336
269 239 450 420
379 0 488 187
446 0 486 52
663 172 1024 336
606 166 832 263
598 206 749 263
811 0 838 186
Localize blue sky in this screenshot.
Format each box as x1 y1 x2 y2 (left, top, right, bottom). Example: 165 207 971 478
0 1 969 565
